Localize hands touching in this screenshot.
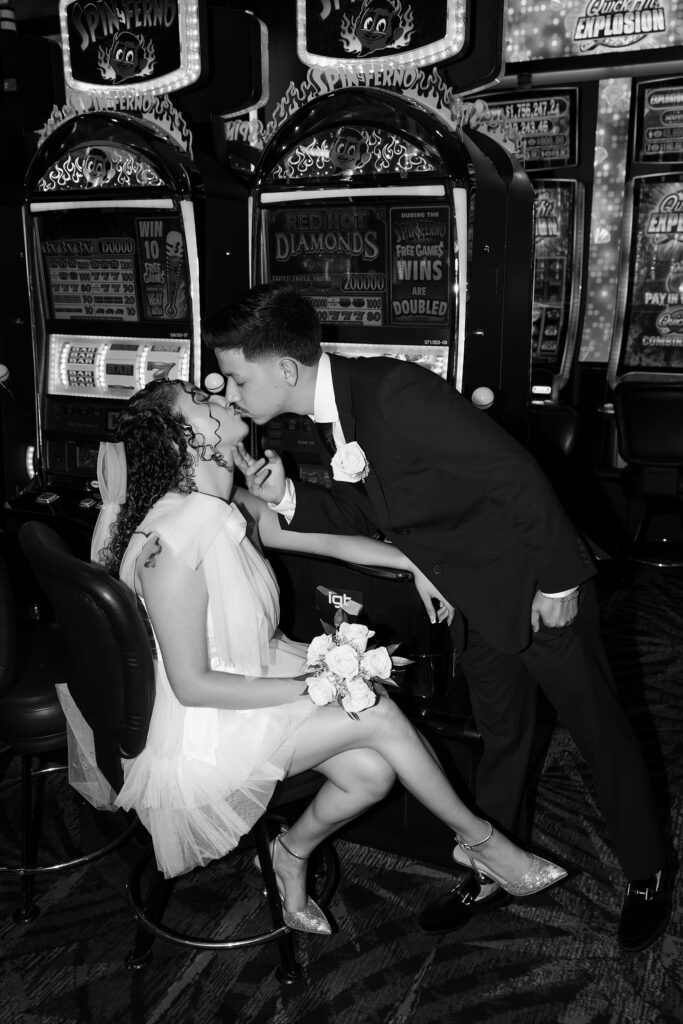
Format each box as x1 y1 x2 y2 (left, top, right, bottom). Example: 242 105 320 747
530 590 578 633
232 442 287 504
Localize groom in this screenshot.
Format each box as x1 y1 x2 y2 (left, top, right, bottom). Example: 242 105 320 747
202 283 671 952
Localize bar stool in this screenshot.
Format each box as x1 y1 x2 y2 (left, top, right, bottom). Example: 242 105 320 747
19 520 339 982
0 548 137 922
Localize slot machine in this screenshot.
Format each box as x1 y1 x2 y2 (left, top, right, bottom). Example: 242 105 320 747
18 109 248 527
477 83 599 405
606 75 683 563
248 84 535 491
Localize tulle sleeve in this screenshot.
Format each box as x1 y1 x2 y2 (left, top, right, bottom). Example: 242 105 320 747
91 442 127 564
149 493 243 570
122 493 277 677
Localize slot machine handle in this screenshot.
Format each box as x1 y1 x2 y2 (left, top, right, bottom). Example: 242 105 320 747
470 386 495 411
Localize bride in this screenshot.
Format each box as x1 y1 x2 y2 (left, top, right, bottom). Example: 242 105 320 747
79 377 566 934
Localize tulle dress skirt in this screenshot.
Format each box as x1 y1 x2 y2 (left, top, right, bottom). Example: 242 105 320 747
59 492 318 879
117 631 316 879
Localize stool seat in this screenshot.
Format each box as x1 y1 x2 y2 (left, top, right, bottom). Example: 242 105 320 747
0 538 137 924
1 623 67 751
613 382 683 567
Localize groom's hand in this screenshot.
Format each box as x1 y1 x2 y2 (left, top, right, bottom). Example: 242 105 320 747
232 442 287 504
531 589 578 632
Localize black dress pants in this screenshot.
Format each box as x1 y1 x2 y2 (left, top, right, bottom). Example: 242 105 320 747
458 579 665 880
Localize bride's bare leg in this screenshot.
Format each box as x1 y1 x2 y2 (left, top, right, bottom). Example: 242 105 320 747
283 698 554 887
274 747 396 913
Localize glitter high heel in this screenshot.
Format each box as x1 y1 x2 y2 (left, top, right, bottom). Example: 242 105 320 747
270 829 332 935
452 821 568 897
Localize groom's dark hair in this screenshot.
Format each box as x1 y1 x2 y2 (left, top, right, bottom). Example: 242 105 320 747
202 284 322 366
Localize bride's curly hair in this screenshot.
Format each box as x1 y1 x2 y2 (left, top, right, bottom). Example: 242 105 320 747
100 379 198 572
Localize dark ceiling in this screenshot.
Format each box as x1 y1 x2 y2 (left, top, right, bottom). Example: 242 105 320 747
15 1 58 18
14 1 60 33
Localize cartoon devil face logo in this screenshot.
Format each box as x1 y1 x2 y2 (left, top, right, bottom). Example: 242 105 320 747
343 0 414 55
328 127 372 174
82 147 115 187
98 30 156 83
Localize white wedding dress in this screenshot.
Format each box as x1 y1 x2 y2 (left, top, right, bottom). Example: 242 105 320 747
59 491 317 879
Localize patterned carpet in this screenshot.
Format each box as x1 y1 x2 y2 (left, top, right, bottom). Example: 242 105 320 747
0 562 681 1024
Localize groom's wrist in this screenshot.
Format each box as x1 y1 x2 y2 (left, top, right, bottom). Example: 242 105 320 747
268 478 296 520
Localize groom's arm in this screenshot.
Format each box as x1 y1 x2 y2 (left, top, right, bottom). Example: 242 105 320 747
232 442 378 537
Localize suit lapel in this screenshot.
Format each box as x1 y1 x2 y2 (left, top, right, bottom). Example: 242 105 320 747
329 355 355 443
328 355 392 524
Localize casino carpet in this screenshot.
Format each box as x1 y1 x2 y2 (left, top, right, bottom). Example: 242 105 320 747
0 562 681 1024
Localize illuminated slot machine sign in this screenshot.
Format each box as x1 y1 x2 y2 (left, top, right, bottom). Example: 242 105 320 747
480 87 586 401
609 77 683 385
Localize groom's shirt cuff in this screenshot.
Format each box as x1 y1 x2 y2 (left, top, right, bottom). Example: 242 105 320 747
268 478 296 523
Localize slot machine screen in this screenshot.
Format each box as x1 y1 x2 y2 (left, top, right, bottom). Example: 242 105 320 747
617 175 683 376
532 179 584 377
261 197 457 379
34 206 191 328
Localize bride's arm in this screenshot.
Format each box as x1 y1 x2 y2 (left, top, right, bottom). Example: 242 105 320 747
138 538 306 710
235 488 454 625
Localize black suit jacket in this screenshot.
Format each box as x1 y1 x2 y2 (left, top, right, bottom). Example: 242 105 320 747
288 355 595 654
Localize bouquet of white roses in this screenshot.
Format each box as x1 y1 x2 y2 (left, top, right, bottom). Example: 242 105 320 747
304 622 397 718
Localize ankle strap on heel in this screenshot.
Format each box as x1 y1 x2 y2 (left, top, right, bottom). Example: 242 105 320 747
277 830 309 862
455 821 494 852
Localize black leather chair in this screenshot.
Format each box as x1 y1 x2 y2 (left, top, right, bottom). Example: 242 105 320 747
0 546 136 923
19 520 338 982
613 382 683 567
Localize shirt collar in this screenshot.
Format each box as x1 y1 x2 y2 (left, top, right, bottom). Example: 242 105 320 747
311 352 339 423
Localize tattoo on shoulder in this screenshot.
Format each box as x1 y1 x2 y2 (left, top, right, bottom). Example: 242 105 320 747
143 536 162 569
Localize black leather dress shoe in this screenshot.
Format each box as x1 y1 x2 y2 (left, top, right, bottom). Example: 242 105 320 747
418 870 513 934
618 863 673 952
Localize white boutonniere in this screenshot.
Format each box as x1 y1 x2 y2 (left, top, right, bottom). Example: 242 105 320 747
331 441 370 483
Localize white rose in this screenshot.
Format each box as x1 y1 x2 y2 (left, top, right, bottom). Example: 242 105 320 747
307 632 334 666
325 643 360 680
341 677 377 714
331 442 370 483
337 621 374 653
306 674 337 706
361 646 393 680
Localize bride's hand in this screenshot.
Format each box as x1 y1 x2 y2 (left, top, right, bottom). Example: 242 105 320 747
232 443 287 504
410 565 455 626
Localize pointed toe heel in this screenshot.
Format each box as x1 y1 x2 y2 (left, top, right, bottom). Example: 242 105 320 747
282 896 333 935
272 829 333 936
453 821 567 897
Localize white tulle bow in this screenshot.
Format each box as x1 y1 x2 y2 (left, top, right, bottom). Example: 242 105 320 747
90 441 127 563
